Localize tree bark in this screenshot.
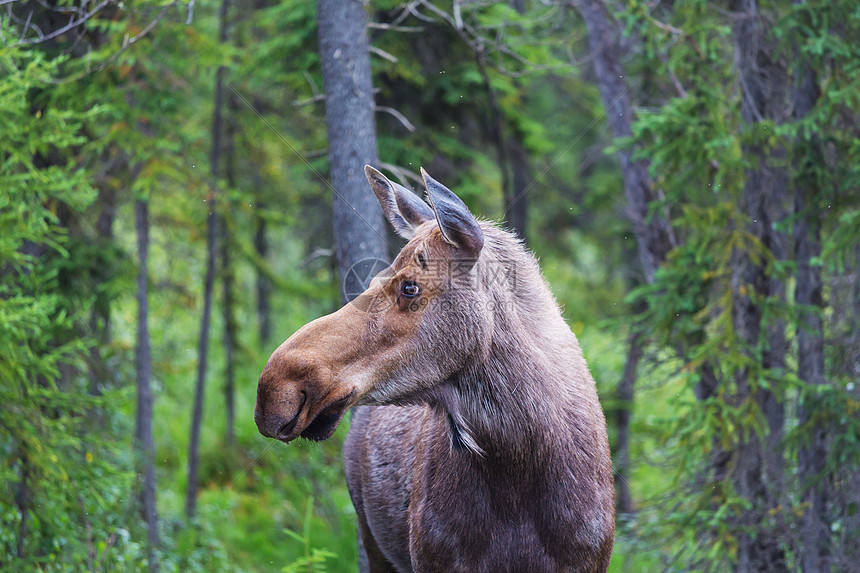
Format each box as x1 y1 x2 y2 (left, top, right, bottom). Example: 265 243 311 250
317 0 387 298
93 183 116 343
317 3 385 568
187 0 231 519
475 51 525 241
792 14 829 570
135 198 159 570
576 0 673 283
221 90 238 448
730 1 789 570
254 199 271 343
504 5 528 242
615 329 642 514
88 183 117 395
508 139 530 243
576 0 675 520
220 217 236 447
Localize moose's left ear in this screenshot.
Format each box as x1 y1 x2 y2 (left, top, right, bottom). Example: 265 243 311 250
365 165 434 239
420 168 484 259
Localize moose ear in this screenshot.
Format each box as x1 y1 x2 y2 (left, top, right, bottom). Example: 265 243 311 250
365 165 434 239
420 167 484 258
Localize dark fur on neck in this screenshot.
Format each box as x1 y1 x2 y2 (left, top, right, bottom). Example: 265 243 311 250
424 224 597 463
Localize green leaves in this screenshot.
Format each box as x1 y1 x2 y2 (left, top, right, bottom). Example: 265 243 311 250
282 497 336 573
614 0 860 568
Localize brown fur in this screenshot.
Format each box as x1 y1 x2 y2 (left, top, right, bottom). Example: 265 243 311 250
255 169 615 572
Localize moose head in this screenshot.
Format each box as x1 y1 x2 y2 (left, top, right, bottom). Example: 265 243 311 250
254 166 494 443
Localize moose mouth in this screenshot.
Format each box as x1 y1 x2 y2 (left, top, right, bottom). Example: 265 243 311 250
277 391 355 443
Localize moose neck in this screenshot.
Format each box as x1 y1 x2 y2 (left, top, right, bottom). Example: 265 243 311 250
429 259 593 465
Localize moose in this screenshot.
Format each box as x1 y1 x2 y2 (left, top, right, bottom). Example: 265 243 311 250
255 166 615 572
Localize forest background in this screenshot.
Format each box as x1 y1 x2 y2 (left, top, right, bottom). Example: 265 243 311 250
2 0 859 571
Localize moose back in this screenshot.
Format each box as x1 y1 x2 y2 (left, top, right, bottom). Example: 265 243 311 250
255 166 615 572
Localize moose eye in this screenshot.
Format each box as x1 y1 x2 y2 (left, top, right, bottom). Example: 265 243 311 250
400 281 421 298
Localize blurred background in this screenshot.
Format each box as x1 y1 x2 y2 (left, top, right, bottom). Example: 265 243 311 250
1 1 859 571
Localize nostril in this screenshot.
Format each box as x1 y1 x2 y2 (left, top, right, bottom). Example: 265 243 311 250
275 391 307 438
277 415 300 439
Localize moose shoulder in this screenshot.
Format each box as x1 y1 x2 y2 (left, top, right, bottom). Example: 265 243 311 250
255 166 615 572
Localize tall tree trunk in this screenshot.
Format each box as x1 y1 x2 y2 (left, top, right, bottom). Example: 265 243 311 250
317 2 385 567
475 52 523 241
218 234 237 445
187 0 231 519
135 198 159 570
576 0 675 519
504 5 529 242
792 16 829 571
88 183 117 395
576 0 673 283
794 137 828 573
317 0 387 298
221 92 238 447
730 1 789 570
508 139 530 243
615 329 642 515
90 185 116 379
254 198 271 343
221 233 236 447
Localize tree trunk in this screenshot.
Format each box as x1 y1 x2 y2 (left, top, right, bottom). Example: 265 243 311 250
794 145 828 573
615 329 642 515
92 184 116 343
508 139 530 243
576 0 673 283
220 217 236 447
254 199 271 343
317 3 385 568
135 198 159 570
88 183 117 395
730 1 789 570
792 16 829 570
475 51 524 241
187 0 231 519
221 91 238 448
317 0 387 298
576 0 675 520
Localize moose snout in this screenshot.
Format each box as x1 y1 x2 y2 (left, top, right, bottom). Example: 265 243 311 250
254 348 341 442
254 384 307 440
255 311 365 442
254 354 317 440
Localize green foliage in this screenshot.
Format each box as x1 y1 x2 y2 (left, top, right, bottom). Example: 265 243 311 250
3 0 860 571
282 498 337 573
0 43 140 571
614 0 860 569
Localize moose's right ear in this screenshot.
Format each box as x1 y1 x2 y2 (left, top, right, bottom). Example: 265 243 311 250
365 165 434 239
420 168 484 259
